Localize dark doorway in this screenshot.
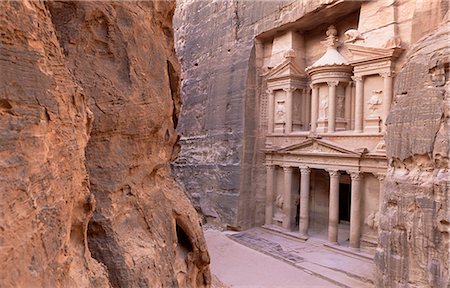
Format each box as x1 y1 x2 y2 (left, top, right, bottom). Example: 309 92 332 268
339 183 351 223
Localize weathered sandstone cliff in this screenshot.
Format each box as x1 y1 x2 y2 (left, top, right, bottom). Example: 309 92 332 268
0 1 210 287
377 19 450 287
174 0 341 229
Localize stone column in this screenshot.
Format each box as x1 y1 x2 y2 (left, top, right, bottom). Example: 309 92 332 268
267 89 275 134
310 84 319 132
353 75 364 133
344 82 352 130
376 173 386 213
328 170 340 244
381 72 393 131
284 88 295 134
327 81 339 132
265 165 276 225
349 172 362 249
282 166 294 230
299 167 311 236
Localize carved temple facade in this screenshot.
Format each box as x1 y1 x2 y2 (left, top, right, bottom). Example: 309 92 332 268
259 21 403 253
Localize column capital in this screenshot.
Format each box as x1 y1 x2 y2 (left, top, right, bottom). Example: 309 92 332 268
299 166 311 175
310 83 318 90
375 173 386 181
266 164 275 171
282 165 293 172
379 71 395 78
266 89 274 95
283 87 296 93
327 80 339 87
351 75 363 82
327 169 340 177
349 171 362 181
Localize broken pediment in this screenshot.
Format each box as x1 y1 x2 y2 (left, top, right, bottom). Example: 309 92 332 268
276 138 362 157
346 44 403 64
266 57 305 81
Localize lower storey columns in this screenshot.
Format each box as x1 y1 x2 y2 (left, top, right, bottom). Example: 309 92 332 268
265 165 275 226
349 172 362 249
282 166 294 230
299 167 311 236
328 170 340 244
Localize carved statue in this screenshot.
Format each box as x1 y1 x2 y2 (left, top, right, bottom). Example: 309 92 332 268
368 90 383 115
275 101 285 122
319 96 328 119
383 36 402 48
344 29 364 43
365 211 380 230
275 193 283 209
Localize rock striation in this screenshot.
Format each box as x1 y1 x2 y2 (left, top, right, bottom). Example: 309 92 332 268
0 1 210 287
377 20 450 287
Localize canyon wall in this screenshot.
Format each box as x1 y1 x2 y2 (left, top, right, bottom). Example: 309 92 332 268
376 17 450 288
174 0 338 229
0 1 210 287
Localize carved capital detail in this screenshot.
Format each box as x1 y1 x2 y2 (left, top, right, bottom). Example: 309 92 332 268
351 75 363 82
266 164 275 172
283 87 296 93
283 166 293 172
375 173 386 182
327 169 340 177
379 71 395 78
350 171 362 181
327 80 339 87
299 166 311 175
310 83 318 90
266 89 274 95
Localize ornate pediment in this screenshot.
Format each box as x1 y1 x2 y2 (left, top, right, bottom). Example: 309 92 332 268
276 138 362 157
346 44 403 63
266 58 304 81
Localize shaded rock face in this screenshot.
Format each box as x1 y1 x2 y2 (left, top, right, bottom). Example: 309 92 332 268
0 1 109 287
173 0 335 229
1 1 210 287
377 21 450 287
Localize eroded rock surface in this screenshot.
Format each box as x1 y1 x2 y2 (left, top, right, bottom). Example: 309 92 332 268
377 21 450 287
1 1 210 287
0 1 109 287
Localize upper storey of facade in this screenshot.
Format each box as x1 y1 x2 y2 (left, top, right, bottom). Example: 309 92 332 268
257 1 416 157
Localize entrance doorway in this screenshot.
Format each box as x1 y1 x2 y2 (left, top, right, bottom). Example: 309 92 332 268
339 183 351 223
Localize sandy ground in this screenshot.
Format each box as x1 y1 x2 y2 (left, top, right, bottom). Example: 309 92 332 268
205 229 339 288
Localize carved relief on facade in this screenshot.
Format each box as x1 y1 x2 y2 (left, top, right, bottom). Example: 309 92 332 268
365 210 380 230
319 95 328 119
344 29 364 43
368 90 383 116
337 93 345 118
275 100 286 123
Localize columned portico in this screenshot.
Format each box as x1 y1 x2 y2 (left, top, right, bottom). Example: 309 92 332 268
349 172 362 249
376 173 386 213
327 81 338 132
344 82 352 130
328 170 340 244
299 166 311 236
265 165 275 225
353 75 364 133
310 84 319 133
284 88 295 134
282 166 294 230
381 72 393 131
267 90 275 133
